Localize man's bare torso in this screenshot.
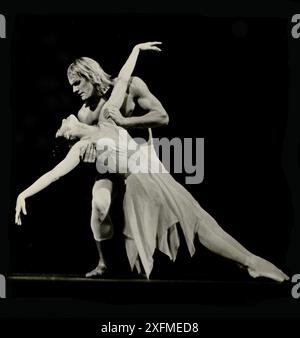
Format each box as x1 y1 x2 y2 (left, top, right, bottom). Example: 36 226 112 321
78 81 136 126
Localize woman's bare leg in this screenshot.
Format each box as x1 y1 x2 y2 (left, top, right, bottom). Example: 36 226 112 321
197 209 289 282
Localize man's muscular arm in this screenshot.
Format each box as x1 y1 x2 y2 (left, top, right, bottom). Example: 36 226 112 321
108 77 169 128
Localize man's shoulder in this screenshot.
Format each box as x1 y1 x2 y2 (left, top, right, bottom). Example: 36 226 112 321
77 103 88 117
129 75 145 86
128 76 148 96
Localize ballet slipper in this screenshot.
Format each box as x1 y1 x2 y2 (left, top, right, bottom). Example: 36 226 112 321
246 255 289 282
85 263 108 278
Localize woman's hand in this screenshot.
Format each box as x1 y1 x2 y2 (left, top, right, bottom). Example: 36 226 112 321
15 194 27 225
104 106 127 127
134 41 162 52
81 143 97 163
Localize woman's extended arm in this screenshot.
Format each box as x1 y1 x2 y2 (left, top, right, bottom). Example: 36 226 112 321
105 42 161 110
15 140 87 225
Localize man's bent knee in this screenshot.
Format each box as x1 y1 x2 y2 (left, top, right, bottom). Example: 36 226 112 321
92 194 111 219
92 179 113 196
91 214 114 241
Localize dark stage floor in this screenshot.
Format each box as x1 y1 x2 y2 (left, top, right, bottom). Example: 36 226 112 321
7 273 291 307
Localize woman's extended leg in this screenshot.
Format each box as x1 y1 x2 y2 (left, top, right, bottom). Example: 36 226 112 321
196 209 289 282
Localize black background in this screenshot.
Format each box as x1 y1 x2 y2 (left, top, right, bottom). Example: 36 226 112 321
1 0 300 333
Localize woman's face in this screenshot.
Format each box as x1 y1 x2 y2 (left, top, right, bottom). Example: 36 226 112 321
68 74 95 101
56 115 78 139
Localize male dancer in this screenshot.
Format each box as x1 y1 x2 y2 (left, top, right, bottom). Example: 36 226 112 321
67 50 168 277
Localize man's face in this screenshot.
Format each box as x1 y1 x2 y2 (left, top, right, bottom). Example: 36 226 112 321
69 74 94 101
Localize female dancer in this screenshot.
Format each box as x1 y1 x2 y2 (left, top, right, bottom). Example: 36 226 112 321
15 42 289 282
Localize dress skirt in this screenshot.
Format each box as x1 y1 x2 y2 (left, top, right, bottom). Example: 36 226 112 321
123 172 216 278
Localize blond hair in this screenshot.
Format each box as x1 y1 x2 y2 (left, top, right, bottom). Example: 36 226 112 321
67 57 113 95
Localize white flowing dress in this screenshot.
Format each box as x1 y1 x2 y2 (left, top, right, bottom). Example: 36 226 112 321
93 122 215 278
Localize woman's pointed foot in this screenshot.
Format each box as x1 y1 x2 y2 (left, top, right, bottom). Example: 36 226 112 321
247 256 289 282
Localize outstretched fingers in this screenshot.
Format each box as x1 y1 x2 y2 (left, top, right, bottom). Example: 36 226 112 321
15 208 22 226
15 197 27 226
149 41 162 51
137 41 162 52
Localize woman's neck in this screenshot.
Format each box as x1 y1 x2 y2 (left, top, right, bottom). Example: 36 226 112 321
73 123 99 139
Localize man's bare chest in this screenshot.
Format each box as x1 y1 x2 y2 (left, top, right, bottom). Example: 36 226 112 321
78 92 137 125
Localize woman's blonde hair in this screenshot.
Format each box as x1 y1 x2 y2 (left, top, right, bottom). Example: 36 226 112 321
67 57 113 96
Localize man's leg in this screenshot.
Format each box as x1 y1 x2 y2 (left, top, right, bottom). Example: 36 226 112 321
86 179 113 277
